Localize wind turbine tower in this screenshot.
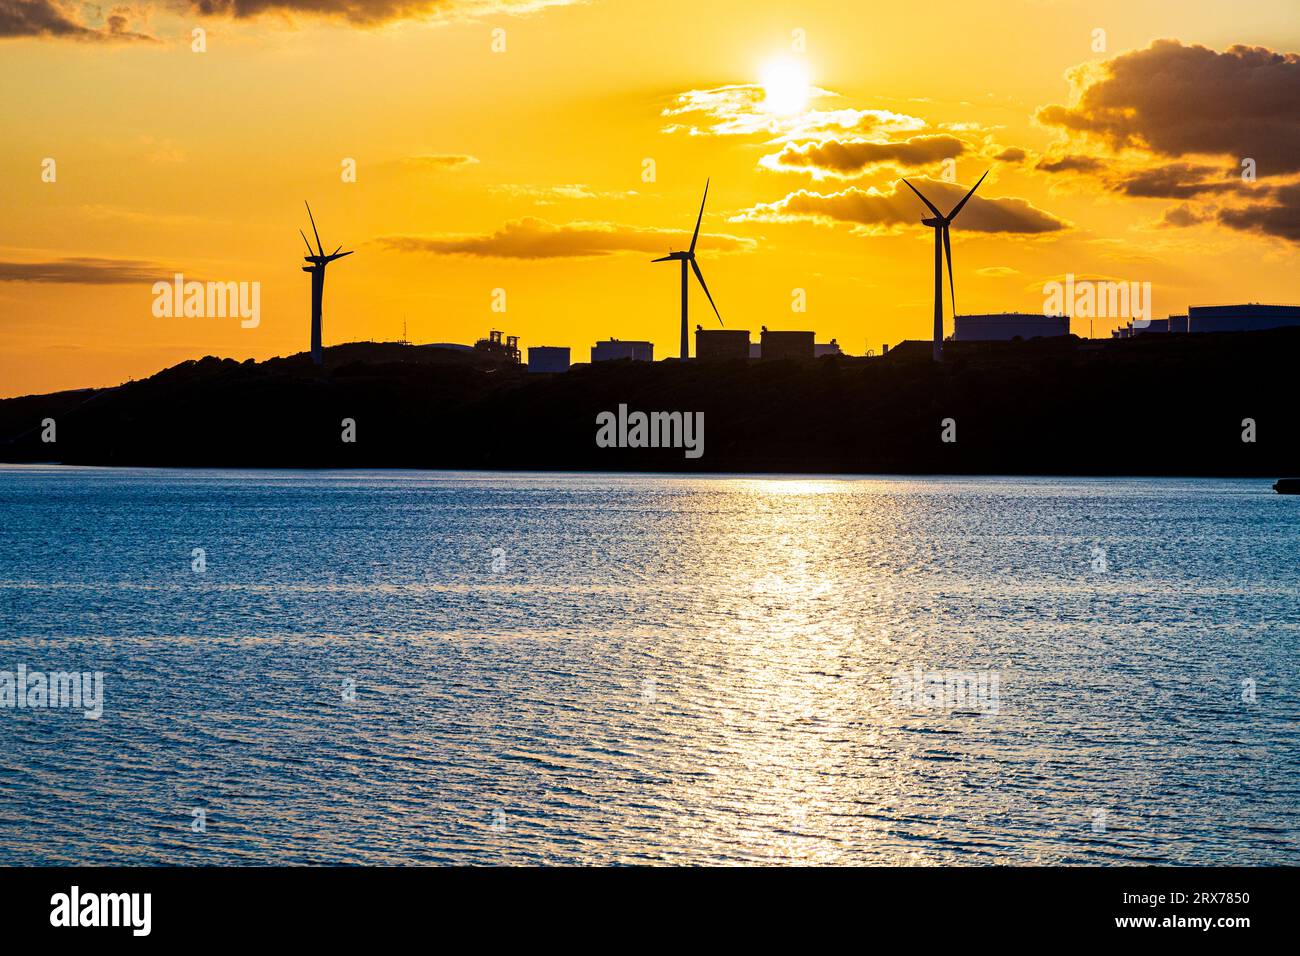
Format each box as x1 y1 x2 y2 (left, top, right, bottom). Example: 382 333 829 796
901 171 988 362
653 180 722 359
300 202 354 366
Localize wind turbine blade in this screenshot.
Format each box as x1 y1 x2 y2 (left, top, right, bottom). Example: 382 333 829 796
689 178 709 254
942 225 956 318
332 251 354 260
946 169 989 221
901 178 943 219
651 255 674 263
690 258 721 324
304 201 324 256
299 230 316 256
332 246 342 257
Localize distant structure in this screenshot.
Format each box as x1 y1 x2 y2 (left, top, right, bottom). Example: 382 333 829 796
1190 304 1300 333
749 342 762 359
695 327 750 361
814 339 843 357
1113 317 1173 338
1133 318 1170 336
760 327 815 361
474 329 521 363
953 313 1070 341
592 339 653 362
1112 304 1300 338
527 346 570 373
652 179 723 359
901 170 989 362
299 202 354 366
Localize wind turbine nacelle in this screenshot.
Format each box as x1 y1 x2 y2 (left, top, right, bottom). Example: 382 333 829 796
921 217 944 228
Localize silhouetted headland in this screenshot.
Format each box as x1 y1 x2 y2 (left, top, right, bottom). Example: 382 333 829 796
2 330 1297 475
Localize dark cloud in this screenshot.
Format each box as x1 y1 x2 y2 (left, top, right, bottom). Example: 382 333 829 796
1036 155 1106 174
761 135 967 177
733 178 1068 234
189 0 574 26
0 0 150 38
1038 39 1300 173
1159 203 1207 228
1216 182 1300 242
192 0 420 23
0 257 168 284
1 0 571 35
377 217 756 259
1037 153 1239 203
1115 163 1236 199
993 147 1027 163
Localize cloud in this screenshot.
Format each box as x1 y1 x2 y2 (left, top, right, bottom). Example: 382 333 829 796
731 178 1069 234
0 256 168 284
1035 155 1106 174
0 0 152 39
975 265 1021 277
660 84 925 140
1216 183 1300 242
402 154 479 170
1113 163 1237 199
189 0 577 26
2 0 574 36
489 183 639 204
1038 39 1300 173
1036 153 1241 200
376 217 756 259
759 134 968 178
1158 203 1208 228
993 147 1027 163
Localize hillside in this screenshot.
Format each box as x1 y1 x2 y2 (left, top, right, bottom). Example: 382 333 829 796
1 333 1297 475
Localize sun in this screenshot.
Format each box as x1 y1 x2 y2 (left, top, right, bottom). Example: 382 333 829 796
760 59 811 115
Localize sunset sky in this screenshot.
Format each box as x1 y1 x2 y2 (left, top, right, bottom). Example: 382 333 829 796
3 0 1300 397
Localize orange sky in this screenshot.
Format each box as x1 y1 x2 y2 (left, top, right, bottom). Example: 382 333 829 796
3 0 1300 397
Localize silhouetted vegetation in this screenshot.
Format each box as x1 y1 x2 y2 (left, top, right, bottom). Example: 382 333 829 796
2 332 1297 475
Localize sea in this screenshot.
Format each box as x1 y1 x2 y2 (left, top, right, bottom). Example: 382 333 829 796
0 467 1295 864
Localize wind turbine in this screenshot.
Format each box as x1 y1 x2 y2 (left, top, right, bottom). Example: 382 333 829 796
901 170 988 362
300 202 354 367
653 179 722 359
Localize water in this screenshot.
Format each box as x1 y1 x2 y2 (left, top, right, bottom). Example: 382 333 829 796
0 466 1296 865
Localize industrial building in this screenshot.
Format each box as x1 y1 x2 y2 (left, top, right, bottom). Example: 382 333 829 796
591 339 653 363
814 340 843 358
474 329 521 363
695 328 750 361
952 313 1070 341
1189 304 1300 333
759 328 815 361
527 346 570 373
1111 318 1170 337
1113 304 1300 337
